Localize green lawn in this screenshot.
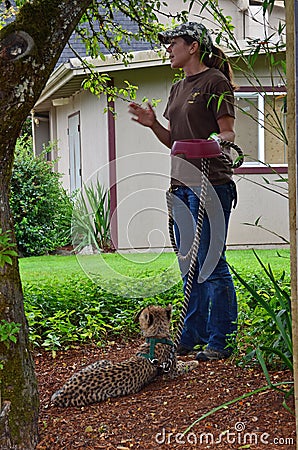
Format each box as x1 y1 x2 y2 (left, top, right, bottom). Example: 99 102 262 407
19 248 291 354
19 248 290 284
227 247 290 274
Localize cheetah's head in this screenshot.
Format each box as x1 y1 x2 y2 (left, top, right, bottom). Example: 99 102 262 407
136 304 172 338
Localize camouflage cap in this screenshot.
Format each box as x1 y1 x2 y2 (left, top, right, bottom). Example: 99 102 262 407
158 22 213 53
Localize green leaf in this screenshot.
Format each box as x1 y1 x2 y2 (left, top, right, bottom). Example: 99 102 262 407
255 347 272 386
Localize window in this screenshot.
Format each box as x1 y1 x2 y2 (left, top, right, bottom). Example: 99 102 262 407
264 94 287 165
234 92 287 166
240 4 268 40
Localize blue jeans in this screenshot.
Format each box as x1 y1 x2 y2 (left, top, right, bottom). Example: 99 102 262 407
171 182 237 354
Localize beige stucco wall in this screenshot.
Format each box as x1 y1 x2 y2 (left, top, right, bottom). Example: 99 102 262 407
158 0 285 49
50 60 289 250
54 90 110 191
112 66 171 249
229 173 289 247
39 7 286 251
113 65 289 249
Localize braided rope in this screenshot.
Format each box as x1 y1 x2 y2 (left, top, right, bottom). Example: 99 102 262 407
166 140 243 363
220 140 244 169
174 157 210 349
166 158 210 351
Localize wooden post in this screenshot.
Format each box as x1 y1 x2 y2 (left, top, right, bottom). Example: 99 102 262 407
285 2 298 445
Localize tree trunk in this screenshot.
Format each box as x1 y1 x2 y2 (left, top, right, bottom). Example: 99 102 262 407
0 1 92 448
285 2 298 446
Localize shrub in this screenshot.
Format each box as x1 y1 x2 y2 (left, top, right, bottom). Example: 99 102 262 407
0 228 18 267
10 137 73 256
72 179 112 252
21 250 292 372
22 275 184 350
230 251 292 370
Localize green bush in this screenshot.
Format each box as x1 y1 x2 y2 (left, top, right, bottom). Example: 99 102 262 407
0 228 18 268
21 250 292 372
22 275 184 350
72 179 112 252
10 137 73 256
230 252 292 370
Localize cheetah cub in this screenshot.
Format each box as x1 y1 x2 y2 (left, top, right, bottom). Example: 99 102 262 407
51 304 198 407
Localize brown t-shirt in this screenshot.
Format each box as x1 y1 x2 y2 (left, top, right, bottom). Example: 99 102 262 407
164 68 235 185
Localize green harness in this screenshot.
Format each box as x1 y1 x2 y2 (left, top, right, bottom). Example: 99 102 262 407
137 337 174 370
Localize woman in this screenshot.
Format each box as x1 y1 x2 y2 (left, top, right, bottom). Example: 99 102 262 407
129 22 237 361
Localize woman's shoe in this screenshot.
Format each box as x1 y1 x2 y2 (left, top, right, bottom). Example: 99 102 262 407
177 342 205 356
177 345 194 356
196 348 230 361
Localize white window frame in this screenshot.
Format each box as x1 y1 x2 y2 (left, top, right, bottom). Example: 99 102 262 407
234 91 287 167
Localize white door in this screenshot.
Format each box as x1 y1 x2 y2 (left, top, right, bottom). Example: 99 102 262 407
68 113 82 193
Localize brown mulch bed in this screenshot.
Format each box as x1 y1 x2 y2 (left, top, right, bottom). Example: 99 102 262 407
35 340 296 450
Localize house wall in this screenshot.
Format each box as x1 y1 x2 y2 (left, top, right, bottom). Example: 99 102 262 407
53 90 110 191
158 0 285 44
111 65 290 249
230 173 289 247
112 66 172 249
47 61 289 250
40 0 287 250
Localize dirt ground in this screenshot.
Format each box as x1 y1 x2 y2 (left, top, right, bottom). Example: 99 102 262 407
35 340 296 450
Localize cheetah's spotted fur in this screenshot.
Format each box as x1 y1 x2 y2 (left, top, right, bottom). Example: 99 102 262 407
51 304 198 407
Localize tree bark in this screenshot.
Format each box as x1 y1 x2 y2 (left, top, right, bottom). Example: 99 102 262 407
285 2 298 446
0 1 92 448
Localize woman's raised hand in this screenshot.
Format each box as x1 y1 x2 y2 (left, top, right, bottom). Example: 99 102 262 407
128 102 156 128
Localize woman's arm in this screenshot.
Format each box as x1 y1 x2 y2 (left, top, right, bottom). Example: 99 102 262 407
216 115 235 143
128 102 172 149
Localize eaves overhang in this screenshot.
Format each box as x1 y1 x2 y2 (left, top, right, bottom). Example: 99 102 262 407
34 43 285 112
34 49 168 110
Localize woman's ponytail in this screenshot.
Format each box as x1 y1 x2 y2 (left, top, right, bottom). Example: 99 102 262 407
181 35 236 90
202 44 236 90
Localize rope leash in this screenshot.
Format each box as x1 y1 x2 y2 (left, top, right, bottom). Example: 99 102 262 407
166 157 210 352
220 140 244 169
166 141 244 366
